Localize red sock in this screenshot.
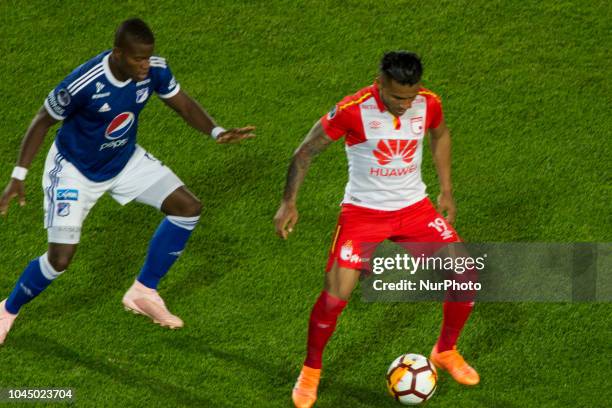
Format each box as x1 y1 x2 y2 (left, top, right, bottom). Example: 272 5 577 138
436 301 474 352
304 291 347 369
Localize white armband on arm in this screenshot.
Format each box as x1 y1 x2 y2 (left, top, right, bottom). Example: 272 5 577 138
211 126 226 140
11 166 28 181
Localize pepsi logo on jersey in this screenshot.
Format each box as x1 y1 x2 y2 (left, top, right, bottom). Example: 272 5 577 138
105 112 135 140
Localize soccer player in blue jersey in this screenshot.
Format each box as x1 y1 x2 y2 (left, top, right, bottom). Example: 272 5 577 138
0 18 254 343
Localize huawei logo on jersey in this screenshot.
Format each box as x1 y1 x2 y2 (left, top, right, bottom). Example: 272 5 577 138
369 139 419 177
373 139 418 166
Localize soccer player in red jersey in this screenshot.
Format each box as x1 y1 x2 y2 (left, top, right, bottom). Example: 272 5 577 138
274 51 479 408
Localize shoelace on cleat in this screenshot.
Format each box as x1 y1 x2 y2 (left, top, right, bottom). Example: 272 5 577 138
297 373 319 390
444 351 467 367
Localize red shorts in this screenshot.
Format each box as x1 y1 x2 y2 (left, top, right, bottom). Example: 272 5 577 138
326 197 461 272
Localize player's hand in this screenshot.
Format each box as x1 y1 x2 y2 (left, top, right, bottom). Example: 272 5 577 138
274 201 299 240
0 179 26 216
437 191 456 225
216 126 256 144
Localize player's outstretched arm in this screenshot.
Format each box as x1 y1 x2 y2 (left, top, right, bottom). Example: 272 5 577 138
274 120 333 239
429 118 456 224
162 89 255 144
0 107 58 216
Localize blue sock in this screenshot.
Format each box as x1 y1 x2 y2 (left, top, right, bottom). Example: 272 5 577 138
137 215 200 289
6 254 64 314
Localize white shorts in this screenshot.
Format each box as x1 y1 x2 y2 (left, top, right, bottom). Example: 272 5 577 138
43 142 184 244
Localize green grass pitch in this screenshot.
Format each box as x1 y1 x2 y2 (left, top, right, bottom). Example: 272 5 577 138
0 1 610 407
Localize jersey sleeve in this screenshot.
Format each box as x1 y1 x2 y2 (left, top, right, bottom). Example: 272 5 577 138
320 104 353 140
425 94 444 129
150 57 181 99
43 74 90 121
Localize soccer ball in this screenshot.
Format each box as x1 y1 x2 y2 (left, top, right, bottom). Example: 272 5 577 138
386 353 437 405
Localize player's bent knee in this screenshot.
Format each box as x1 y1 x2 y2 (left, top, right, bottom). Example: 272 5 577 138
161 188 202 217
47 244 78 271
47 254 72 272
325 263 360 301
326 288 352 302
170 197 202 218
184 198 202 217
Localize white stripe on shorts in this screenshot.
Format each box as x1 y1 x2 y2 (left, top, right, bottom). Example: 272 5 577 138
45 153 64 228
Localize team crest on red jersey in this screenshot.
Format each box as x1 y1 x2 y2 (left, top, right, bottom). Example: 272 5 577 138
340 240 361 264
373 139 418 166
410 117 424 135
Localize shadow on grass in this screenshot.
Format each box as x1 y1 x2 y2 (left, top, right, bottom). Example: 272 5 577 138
14 333 219 407
36 228 229 318
163 334 296 386
162 335 300 407
468 303 525 354
318 378 395 408
162 335 410 407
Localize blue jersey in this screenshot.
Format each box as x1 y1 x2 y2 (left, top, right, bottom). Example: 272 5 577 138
44 50 180 182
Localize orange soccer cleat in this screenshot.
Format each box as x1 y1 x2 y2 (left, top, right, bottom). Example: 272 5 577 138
122 281 183 329
292 365 321 408
0 300 18 345
430 345 480 386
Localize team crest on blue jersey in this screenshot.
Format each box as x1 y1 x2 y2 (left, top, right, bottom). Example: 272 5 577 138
57 202 71 217
105 112 135 140
136 88 149 104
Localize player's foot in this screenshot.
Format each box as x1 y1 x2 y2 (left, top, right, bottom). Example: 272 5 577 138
122 281 183 329
430 345 479 385
292 365 321 408
0 300 18 345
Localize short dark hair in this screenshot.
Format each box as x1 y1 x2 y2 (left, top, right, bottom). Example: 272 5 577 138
114 18 155 48
379 51 423 85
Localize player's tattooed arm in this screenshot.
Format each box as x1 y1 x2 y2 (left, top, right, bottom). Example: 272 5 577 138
429 118 456 224
274 120 333 239
1 106 58 216
283 120 333 202
162 90 255 143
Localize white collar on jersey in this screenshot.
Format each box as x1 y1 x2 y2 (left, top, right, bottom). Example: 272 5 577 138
103 53 132 88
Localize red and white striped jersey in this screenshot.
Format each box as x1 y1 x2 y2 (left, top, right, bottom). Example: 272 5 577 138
321 83 443 211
